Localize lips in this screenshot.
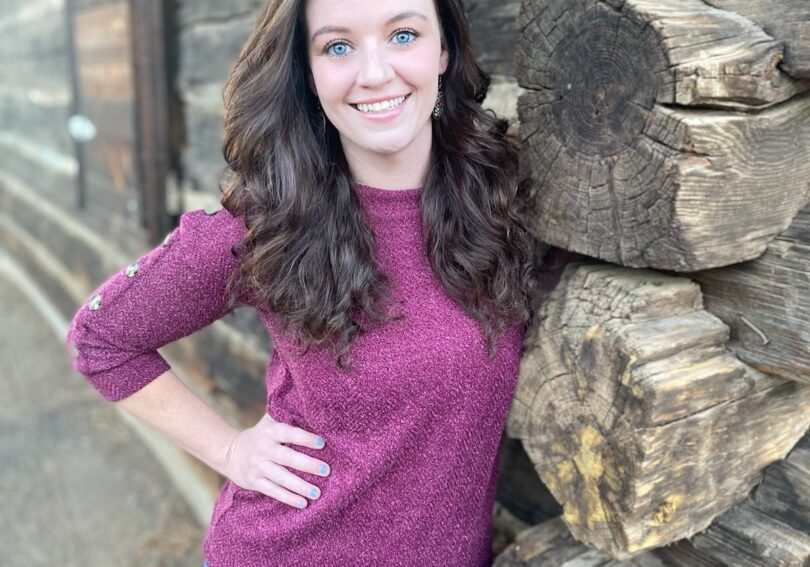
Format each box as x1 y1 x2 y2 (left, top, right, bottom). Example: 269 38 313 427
350 93 411 113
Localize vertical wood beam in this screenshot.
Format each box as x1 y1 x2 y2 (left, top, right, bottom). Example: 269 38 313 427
129 0 171 245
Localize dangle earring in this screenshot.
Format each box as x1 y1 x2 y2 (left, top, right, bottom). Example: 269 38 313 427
432 75 444 120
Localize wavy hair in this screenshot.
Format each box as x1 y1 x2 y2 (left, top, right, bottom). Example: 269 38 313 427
220 0 540 370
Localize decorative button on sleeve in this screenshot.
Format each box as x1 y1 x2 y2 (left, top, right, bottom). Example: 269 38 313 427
64 207 249 402
87 293 102 311
204 202 223 216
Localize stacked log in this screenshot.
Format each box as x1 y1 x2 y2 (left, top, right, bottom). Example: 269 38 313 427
495 430 810 566
505 261 810 558
498 0 810 561
515 0 810 271
680 204 810 384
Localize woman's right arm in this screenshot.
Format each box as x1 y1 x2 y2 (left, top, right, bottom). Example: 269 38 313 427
114 367 331 509
66 207 330 508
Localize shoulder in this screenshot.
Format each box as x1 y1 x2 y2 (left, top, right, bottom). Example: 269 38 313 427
171 204 248 260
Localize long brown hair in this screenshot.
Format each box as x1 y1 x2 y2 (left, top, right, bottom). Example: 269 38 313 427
220 0 539 370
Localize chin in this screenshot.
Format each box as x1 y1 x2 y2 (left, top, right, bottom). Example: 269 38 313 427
361 136 413 156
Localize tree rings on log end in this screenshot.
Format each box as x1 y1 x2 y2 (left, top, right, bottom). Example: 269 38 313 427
517 0 810 271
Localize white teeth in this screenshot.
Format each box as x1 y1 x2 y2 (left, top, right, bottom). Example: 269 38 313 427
355 95 406 113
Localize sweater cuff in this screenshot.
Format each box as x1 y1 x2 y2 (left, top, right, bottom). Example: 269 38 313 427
85 351 172 402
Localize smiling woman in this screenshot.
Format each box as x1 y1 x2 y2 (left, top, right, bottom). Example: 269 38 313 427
66 0 540 565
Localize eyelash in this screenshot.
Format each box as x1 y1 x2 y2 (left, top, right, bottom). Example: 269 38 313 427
323 28 420 59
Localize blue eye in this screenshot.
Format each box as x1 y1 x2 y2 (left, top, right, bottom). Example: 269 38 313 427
326 41 352 58
393 29 417 45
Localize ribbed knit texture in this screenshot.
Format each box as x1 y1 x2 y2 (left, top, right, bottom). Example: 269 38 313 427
66 182 525 567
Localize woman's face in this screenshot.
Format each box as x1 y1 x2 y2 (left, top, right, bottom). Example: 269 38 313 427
305 0 449 159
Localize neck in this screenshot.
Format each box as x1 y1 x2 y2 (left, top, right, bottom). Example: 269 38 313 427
341 122 432 189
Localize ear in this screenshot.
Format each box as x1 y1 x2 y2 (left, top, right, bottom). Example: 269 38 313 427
439 47 449 75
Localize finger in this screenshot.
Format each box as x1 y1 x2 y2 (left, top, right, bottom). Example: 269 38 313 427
268 421 326 450
264 461 323 501
270 443 331 477
253 477 309 509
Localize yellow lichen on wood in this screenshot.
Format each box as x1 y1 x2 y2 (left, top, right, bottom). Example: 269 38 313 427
627 494 689 552
572 424 610 529
620 354 638 386
583 323 606 342
651 494 685 526
563 502 582 526
556 459 575 485
602 459 623 493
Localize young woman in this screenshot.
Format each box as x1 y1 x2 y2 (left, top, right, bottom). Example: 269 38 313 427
66 0 538 565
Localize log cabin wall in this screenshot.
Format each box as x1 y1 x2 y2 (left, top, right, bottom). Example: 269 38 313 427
506 0 810 563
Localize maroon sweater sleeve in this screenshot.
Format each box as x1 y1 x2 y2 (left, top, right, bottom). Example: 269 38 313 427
65 207 248 402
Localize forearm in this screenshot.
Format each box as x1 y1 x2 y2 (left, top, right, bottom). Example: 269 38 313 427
114 368 240 477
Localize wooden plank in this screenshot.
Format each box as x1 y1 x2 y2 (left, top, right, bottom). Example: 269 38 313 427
683 204 810 384
750 431 810 533
129 0 171 243
703 0 810 79
686 501 810 566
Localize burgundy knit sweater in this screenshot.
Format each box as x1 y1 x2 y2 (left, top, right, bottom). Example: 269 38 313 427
66 183 525 567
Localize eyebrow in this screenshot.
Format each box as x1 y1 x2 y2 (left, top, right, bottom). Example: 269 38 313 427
310 10 429 43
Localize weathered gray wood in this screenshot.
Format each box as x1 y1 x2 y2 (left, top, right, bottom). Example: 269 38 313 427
703 0 810 80
507 262 810 558
518 0 804 111
493 517 635 566
518 0 810 271
466 0 521 78
682 204 810 384
750 430 810 534
678 501 810 567
495 498 810 566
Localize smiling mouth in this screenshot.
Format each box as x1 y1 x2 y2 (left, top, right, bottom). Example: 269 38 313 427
350 94 410 114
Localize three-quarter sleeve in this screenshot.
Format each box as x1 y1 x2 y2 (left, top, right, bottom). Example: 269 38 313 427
65 206 249 401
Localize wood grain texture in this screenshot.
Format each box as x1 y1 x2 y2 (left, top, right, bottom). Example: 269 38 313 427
750 430 810 534
682 204 810 384
703 0 810 80
517 0 810 270
506 261 810 558
494 499 810 566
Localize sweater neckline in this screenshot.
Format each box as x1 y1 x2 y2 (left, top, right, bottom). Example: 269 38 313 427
353 183 423 207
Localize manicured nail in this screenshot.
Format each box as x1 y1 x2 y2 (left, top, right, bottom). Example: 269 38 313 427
319 464 329 475
298 498 306 508
310 487 319 498
315 436 324 447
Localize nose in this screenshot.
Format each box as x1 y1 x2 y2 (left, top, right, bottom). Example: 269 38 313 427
356 42 395 87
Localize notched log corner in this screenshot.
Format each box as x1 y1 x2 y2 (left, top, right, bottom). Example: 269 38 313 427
506 261 810 559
